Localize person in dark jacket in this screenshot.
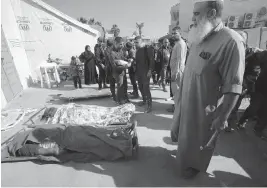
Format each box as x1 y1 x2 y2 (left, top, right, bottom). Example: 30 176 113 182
152 43 161 85
158 38 171 92
105 39 116 101
134 36 155 113
225 30 263 132
95 37 108 90
125 42 139 98
237 50 267 138
79 45 96 85
110 37 131 104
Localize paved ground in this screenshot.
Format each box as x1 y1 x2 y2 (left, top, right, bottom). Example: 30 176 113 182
1 81 267 187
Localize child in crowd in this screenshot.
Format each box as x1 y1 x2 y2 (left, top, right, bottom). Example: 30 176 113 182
70 56 83 89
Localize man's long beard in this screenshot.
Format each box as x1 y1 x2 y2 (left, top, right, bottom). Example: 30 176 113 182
191 16 214 45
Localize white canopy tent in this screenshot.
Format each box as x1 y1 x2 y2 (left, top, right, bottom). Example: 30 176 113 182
1 0 100 108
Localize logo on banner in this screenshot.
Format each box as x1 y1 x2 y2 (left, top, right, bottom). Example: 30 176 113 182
43 25 52 32
39 18 53 32
19 24 30 31
64 25 72 32
16 16 30 31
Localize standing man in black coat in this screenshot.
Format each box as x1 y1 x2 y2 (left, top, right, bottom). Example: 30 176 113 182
95 37 108 90
105 39 116 101
134 36 155 113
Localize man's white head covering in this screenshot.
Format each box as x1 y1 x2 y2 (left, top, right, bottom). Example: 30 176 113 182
193 0 224 3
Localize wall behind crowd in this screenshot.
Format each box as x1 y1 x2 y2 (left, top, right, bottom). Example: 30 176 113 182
178 0 267 43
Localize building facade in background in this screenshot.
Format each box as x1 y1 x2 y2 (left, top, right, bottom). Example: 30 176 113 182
170 0 267 48
169 3 180 34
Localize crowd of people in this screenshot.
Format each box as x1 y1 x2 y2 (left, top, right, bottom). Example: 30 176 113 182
69 26 188 113
67 0 266 179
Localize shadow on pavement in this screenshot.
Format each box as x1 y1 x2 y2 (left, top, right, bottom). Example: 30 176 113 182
61 146 223 187
162 125 267 186
132 113 172 131
213 171 267 187
212 129 267 186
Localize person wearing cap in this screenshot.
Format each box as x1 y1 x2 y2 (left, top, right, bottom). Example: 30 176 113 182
134 36 155 113
105 39 117 101
152 42 161 85
166 28 186 113
165 37 177 105
95 37 108 90
158 38 171 92
170 0 245 178
110 37 131 104
125 41 139 98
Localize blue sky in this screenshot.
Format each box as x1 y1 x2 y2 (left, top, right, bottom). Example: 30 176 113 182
43 0 178 38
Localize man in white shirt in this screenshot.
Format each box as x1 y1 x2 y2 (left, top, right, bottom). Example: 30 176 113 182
169 27 187 106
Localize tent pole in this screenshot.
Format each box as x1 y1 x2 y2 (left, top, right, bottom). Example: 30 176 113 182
259 27 263 48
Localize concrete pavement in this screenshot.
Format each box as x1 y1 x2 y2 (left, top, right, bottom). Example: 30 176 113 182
1 82 267 187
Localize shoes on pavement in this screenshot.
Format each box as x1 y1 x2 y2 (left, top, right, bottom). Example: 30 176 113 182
224 127 234 132
144 106 152 113
182 168 200 179
138 101 146 106
125 99 131 103
129 92 139 99
167 105 175 113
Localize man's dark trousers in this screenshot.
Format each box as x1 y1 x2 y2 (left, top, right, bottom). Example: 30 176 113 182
97 65 106 89
169 70 173 98
239 92 265 125
107 69 116 100
114 71 128 103
128 67 138 95
138 77 151 103
152 63 161 84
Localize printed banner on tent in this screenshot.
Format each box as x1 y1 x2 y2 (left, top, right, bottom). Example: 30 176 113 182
3 0 99 81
